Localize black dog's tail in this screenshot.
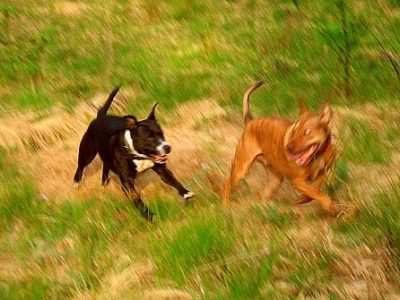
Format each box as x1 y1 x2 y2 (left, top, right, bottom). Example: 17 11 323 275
97 86 121 118
243 81 264 125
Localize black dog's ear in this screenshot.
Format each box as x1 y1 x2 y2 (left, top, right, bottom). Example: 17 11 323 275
147 103 158 120
123 115 137 129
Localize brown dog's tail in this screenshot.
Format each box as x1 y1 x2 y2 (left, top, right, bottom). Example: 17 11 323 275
243 81 264 125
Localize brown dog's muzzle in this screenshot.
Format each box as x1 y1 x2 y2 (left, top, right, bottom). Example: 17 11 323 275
285 142 319 166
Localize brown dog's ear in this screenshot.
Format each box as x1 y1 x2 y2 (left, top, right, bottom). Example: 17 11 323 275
320 103 331 125
299 100 308 115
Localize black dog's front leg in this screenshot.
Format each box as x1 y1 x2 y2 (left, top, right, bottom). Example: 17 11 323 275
152 164 194 201
118 171 154 221
121 178 154 221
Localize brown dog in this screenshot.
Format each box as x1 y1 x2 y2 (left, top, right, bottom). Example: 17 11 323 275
223 81 338 215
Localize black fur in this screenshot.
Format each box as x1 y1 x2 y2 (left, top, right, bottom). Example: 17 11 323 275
73 87 193 221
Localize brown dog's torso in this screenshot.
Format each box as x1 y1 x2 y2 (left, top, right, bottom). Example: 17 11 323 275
246 118 335 182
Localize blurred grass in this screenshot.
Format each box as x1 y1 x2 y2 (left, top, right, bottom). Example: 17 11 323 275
0 0 398 114
151 212 235 286
344 118 390 164
0 0 400 298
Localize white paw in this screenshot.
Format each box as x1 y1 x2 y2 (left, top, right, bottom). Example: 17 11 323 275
183 191 194 200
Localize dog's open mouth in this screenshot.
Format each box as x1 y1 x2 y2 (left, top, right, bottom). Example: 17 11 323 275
286 143 319 166
151 154 168 164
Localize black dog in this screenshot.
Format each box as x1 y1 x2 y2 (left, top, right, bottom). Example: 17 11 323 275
73 87 194 221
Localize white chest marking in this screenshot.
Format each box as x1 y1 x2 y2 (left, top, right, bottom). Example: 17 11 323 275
124 130 149 159
133 159 155 173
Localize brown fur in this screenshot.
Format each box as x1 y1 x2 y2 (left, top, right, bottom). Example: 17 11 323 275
223 81 338 215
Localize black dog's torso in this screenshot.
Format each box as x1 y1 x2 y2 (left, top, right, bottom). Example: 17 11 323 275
92 116 133 171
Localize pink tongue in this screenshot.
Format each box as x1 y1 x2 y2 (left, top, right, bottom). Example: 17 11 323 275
295 145 316 165
153 155 167 161
287 152 300 161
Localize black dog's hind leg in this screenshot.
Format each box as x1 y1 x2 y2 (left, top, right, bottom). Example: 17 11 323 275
102 164 111 185
152 164 194 201
74 125 97 183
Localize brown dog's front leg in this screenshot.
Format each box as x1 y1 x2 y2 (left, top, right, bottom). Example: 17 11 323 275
292 178 338 215
296 173 325 204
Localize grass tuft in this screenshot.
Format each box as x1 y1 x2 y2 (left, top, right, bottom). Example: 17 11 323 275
152 212 235 286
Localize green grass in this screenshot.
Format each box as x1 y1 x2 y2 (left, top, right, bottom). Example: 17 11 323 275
152 212 235 286
336 185 400 260
1 0 398 113
1 0 400 298
343 118 390 164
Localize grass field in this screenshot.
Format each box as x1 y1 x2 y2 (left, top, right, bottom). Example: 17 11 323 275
0 0 399 299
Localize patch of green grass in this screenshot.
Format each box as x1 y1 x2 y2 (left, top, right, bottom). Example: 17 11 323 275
148 195 184 221
326 159 350 196
336 185 400 269
343 118 390 164
0 148 36 229
222 255 276 299
386 125 400 145
10 87 53 111
151 212 235 286
0 277 72 300
252 203 295 228
286 249 336 297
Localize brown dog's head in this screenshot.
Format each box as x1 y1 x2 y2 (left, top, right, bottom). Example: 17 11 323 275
284 102 331 166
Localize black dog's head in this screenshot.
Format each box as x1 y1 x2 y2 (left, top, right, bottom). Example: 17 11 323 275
123 103 171 164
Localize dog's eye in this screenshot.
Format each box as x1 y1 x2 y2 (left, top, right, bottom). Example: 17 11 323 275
304 128 311 136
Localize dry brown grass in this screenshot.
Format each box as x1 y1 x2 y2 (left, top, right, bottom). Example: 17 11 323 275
75 260 156 300
3 92 397 207
55 1 91 17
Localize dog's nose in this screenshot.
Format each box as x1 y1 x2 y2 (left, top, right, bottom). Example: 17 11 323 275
163 144 171 154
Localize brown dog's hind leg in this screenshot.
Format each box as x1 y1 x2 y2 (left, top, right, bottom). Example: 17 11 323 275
258 167 283 201
292 178 338 215
223 136 260 205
